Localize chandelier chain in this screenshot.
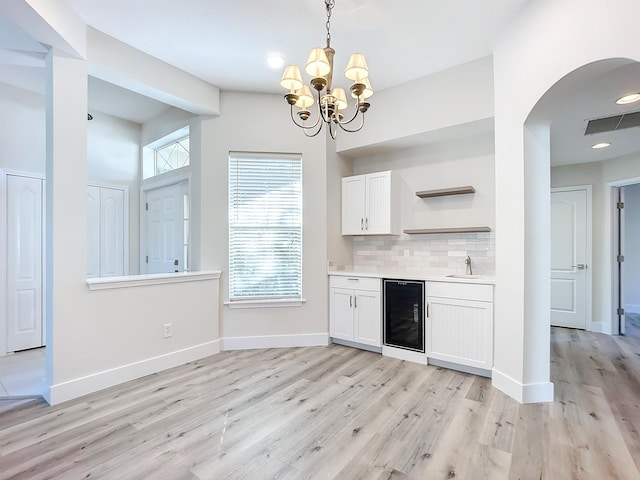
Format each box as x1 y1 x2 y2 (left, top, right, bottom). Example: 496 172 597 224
325 0 335 47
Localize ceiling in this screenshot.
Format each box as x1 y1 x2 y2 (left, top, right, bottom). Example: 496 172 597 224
1 1 640 165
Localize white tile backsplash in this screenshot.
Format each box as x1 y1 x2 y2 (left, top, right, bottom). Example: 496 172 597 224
352 232 495 276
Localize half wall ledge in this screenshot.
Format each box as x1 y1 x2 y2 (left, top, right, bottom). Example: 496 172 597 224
86 270 222 291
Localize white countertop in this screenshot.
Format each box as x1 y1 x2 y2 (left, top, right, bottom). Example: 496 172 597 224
328 268 495 285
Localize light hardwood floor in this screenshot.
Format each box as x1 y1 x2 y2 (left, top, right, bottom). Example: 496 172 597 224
0 322 639 480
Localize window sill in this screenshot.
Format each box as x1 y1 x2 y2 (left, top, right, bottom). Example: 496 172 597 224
224 298 307 309
87 270 221 291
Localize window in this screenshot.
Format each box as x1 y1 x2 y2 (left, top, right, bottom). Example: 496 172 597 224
228 152 302 301
154 136 190 176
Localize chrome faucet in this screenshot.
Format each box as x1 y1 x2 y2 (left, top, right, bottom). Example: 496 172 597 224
465 256 473 275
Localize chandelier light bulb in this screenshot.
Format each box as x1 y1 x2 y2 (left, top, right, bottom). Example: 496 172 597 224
280 65 303 92
305 48 331 78
352 78 373 99
345 53 369 82
295 85 315 110
332 88 348 110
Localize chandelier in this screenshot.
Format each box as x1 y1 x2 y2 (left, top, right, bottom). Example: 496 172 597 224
279 0 372 139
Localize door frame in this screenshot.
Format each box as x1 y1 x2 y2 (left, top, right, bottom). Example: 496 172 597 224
140 172 191 274
604 175 640 335
550 185 593 331
0 169 46 356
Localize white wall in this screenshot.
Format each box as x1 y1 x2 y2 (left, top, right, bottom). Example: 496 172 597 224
87 112 141 273
492 0 640 403
326 148 353 270
353 137 495 233
624 182 640 313
336 56 495 155
0 82 45 174
87 28 219 117
205 91 330 347
348 136 496 275
0 2 227 404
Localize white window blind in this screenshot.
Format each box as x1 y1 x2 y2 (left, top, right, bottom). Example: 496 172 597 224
229 152 302 300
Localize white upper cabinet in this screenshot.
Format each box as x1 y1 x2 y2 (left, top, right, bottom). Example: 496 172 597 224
341 170 399 235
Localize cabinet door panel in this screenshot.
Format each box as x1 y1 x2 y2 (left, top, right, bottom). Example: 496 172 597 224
330 288 354 340
354 290 381 347
365 171 391 234
427 297 493 369
341 176 366 235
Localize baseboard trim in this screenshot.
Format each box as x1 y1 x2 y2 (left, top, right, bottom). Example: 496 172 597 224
381 345 428 365
491 368 554 404
428 358 491 378
222 333 329 351
590 321 610 335
331 338 382 354
45 340 220 405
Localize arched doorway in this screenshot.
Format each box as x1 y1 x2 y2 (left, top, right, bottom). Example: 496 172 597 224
492 0 640 403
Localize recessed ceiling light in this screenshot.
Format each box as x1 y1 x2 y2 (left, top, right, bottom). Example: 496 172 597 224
615 93 640 105
591 142 611 149
267 55 284 69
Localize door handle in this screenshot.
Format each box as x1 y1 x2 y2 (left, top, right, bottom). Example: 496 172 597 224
571 264 586 269
350 295 353 308
361 218 364 231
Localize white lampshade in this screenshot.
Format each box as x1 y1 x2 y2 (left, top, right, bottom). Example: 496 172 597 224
332 88 348 110
352 78 373 99
305 48 331 77
280 65 303 92
295 85 314 110
344 53 369 82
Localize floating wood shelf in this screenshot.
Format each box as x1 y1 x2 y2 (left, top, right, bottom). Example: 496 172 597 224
404 227 492 235
416 186 475 198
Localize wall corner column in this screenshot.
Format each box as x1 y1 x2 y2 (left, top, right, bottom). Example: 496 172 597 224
44 52 89 404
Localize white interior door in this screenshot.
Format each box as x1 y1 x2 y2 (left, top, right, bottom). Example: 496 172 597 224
7 175 44 352
87 185 101 278
88 185 127 278
145 182 184 274
551 187 589 329
100 187 125 277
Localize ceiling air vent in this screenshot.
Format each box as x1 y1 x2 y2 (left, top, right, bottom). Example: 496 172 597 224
584 110 640 135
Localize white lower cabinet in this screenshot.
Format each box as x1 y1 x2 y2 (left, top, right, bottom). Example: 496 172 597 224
329 276 381 348
426 282 494 371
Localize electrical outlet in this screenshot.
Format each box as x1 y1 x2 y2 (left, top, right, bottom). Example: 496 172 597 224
163 323 173 338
